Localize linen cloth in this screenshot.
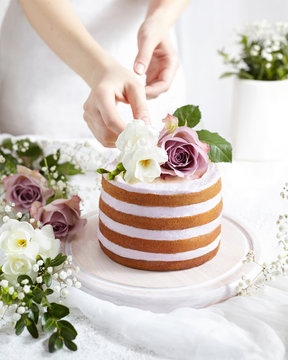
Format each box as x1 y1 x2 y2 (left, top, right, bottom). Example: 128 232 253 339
0 136 287 360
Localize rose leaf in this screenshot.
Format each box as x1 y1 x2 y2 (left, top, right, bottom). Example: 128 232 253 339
197 130 232 163
173 105 201 128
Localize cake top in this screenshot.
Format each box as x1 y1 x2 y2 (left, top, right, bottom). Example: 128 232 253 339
104 163 220 195
97 104 232 185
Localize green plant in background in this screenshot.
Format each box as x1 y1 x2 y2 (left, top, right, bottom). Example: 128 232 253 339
219 21 288 81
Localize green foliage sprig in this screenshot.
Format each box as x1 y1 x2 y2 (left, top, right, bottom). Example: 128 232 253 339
219 21 288 81
0 137 83 199
0 253 80 353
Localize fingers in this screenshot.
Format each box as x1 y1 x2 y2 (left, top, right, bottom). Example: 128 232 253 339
83 92 119 147
125 83 150 124
145 56 179 99
134 29 156 76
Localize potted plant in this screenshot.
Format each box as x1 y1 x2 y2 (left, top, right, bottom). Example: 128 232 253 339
219 21 288 161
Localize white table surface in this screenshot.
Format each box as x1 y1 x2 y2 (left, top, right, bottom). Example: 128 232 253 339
0 136 287 360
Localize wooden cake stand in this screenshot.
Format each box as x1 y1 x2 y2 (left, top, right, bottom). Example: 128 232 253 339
65 212 260 312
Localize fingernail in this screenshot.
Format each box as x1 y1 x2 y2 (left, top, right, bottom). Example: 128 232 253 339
135 63 145 75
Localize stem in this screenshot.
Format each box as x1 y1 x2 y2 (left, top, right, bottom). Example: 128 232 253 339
43 157 52 184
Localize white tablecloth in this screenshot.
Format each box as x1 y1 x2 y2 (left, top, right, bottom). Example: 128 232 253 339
0 136 287 360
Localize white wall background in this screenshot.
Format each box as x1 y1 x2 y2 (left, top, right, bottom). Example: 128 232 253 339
1 0 288 139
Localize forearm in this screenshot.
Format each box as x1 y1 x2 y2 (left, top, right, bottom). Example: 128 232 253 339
146 0 189 26
19 0 112 87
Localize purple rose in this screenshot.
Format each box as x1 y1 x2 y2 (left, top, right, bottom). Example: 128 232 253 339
158 126 210 179
31 195 87 240
3 165 54 213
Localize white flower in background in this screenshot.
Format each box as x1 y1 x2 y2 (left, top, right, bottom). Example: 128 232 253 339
116 120 159 160
115 120 168 184
2 254 33 280
0 219 39 259
34 225 60 259
122 144 168 184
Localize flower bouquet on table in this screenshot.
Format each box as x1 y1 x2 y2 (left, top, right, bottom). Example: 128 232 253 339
0 138 87 353
219 20 288 160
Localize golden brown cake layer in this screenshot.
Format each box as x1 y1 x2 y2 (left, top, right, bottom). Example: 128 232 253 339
100 241 221 271
99 220 221 253
102 177 222 207
99 197 223 230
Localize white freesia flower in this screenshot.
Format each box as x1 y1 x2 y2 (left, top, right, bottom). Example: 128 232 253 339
2 254 33 280
0 219 39 259
116 120 158 160
122 145 168 184
34 225 60 259
115 120 168 184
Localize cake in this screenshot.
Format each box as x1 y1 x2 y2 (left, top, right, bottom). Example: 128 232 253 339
98 163 222 271
97 105 231 271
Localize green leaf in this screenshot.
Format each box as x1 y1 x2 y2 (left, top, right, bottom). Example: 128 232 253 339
26 319 39 339
173 105 201 128
31 302 39 324
58 320 77 340
97 168 110 174
50 303 69 319
44 317 57 332
220 72 237 79
43 274 52 287
116 162 125 172
0 153 18 175
48 332 58 353
44 288 54 296
32 287 43 304
17 275 33 285
56 162 82 176
15 317 25 336
1 138 13 150
64 339 77 351
16 139 43 161
55 337 63 350
50 253 67 267
45 257 51 267
197 130 232 163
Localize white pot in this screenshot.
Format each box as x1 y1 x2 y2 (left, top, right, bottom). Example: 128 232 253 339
231 78 288 161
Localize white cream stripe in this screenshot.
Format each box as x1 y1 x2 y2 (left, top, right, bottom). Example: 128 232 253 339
101 189 222 218
98 230 221 261
99 211 222 241
105 163 220 195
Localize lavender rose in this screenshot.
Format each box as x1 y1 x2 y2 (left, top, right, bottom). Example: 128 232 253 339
3 165 54 213
158 122 210 179
30 195 87 240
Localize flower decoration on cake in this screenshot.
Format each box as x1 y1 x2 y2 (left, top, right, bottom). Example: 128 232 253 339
97 104 232 183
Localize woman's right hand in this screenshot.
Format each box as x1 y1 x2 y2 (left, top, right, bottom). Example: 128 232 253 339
83 59 150 147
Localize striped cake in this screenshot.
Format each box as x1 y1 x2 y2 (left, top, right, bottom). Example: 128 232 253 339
97 163 222 271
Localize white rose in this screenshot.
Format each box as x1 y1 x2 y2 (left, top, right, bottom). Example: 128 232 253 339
116 120 158 160
122 145 168 184
2 254 33 281
34 225 60 259
0 219 39 259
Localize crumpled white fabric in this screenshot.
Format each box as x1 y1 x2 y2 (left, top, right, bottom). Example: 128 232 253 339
67 279 288 360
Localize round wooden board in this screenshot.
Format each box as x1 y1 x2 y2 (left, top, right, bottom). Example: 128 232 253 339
65 212 260 311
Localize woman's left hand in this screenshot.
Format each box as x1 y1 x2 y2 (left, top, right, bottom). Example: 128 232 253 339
134 17 179 99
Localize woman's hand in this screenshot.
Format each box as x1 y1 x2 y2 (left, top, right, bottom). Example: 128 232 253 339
134 8 183 99
83 60 150 147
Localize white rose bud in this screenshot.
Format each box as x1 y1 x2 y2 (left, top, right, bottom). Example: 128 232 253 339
36 276 43 284
23 285 30 294
37 260 44 266
54 285 61 293
18 292 25 300
66 279 73 287
0 280 8 288
17 306 25 315
32 264 39 272
61 289 68 297
47 267 53 274
12 313 21 322
75 281 81 289
66 269 72 276
8 286 14 295
59 271 67 280
52 273 58 280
